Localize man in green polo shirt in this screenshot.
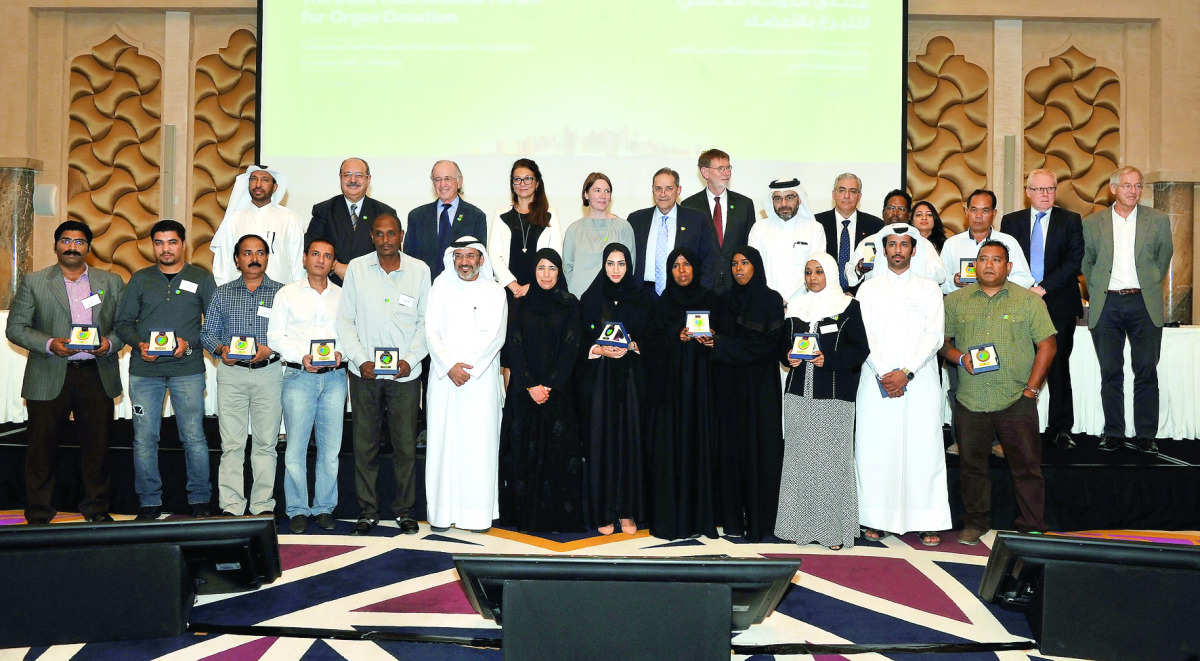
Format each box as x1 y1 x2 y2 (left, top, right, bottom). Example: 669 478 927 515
941 240 1057 545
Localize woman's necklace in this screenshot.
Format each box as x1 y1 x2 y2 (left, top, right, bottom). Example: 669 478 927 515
517 210 532 253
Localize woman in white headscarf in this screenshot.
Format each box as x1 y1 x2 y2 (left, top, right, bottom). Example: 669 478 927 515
774 251 869 550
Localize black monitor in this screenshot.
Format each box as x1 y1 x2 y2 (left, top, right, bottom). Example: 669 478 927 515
453 554 798 632
0 515 282 594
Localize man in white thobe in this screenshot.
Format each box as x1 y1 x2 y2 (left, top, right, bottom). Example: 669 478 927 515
854 224 951 541
211 165 306 286
749 177 828 302
845 222 947 289
424 237 508 533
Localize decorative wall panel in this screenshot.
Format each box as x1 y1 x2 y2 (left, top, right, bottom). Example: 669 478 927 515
907 36 988 234
67 34 162 279
1024 47 1119 216
192 28 257 272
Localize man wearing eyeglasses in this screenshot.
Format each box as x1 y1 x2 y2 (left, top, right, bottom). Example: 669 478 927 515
880 189 912 225
1000 169 1084 451
681 149 757 294
7 220 126 524
815 173 884 293
402 160 488 280
1081 166 1173 454
306 157 398 286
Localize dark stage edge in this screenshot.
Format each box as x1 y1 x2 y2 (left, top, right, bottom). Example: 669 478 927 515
1 420 1199 531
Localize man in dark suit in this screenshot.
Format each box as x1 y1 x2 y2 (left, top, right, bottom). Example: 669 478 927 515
306 157 397 286
680 148 756 294
6 220 126 524
815 173 885 291
629 167 718 294
403 160 488 280
1081 166 1173 453
1000 168 1084 450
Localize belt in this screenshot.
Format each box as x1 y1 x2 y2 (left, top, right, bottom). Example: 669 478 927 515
1106 288 1142 295
283 361 345 374
231 355 281 369
66 359 98 369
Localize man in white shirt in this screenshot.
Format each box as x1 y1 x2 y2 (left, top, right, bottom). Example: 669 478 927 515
940 189 1034 295
211 166 305 286
748 177 828 302
815 173 884 292
267 237 346 534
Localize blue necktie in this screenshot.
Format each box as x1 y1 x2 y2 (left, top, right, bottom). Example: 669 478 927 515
438 203 452 254
1030 210 1046 284
655 214 670 295
838 220 851 290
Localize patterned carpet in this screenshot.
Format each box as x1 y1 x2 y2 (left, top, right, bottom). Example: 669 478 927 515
3 511 1198 660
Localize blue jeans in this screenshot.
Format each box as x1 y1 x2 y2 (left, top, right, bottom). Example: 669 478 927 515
282 365 347 517
130 372 211 507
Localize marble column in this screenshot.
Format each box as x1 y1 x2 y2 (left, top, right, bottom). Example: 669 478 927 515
0 157 42 310
1152 182 1194 324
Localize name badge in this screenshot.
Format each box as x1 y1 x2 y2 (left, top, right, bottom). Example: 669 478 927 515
256 305 273 319
819 323 838 334
397 294 415 308
179 279 198 293
82 293 102 309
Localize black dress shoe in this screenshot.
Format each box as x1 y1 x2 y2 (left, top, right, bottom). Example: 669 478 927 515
429 524 451 533
190 503 212 518
135 506 162 521
1098 434 1124 451
288 514 308 534
1137 437 1160 453
220 510 239 517
349 518 377 536
316 513 336 530
396 516 420 535
87 512 114 523
1054 432 1077 450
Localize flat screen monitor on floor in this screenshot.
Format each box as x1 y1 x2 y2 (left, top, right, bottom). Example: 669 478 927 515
453 554 799 632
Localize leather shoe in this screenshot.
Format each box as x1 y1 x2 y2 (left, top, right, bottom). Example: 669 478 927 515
190 503 212 518
135 506 162 521
316 513 336 530
87 512 114 523
1098 434 1124 451
220 509 239 517
396 516 420 534
467 527 492 534
1054 432 1077 450
288 514 308 534
1137 437 1160 453
957 528 985 546
429 524 451 532
349 518 377 536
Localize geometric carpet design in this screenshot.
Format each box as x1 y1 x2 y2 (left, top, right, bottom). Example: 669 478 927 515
3 511 1197 660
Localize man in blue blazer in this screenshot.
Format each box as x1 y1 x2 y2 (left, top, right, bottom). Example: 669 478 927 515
6 220 126 524
403 160 488 280
306 157 397 286
629 167 718 294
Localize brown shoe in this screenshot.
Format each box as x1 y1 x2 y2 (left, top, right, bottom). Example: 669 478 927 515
957 528 986 546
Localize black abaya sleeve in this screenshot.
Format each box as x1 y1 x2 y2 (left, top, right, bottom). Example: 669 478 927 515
543 305 583 391
505 301 537 391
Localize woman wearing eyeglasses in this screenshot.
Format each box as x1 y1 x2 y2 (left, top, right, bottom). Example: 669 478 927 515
488 159 563 299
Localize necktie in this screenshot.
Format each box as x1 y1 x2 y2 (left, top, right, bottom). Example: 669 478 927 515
350 203 360 230
1030 210 1046 284
713 196 724 247
838 219 851 291
438 202 452 253
655 214 670 295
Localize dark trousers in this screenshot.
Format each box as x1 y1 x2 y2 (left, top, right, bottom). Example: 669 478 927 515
1044 313 1077 435
24 361 113 522
347 371 419 519
955 396 1047 533
1089 293 1163 438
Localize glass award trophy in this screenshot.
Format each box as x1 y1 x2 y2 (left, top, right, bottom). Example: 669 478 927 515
596 322 630 348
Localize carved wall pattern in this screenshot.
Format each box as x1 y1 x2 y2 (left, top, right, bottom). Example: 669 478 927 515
67 34 162 279
1024 47 1119 216
906 36 988 234
192 28 257 272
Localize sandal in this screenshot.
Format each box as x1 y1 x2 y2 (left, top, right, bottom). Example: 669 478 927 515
861 527 888 541
829 544 843 551
919 531 941 546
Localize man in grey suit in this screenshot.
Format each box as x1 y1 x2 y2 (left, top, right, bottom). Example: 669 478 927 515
680 148 756 294
1081 166 1174 453
6 220 125 524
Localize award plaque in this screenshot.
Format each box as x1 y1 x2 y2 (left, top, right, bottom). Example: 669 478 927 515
596 322 630 348
227 335 257 360
686 311 712 338
67 324 100 350
959 258 977 284
876 373 907 397
311 339 337 367
861 241 876 270
968 343 1000 374
374 347 400 375
789 333 820 360
147 328 177 356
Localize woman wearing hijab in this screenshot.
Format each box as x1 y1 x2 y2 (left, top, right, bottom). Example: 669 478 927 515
702 246 786 542
577 243 656 535
498 248 586 533
775 252 869 550
644 247 720 540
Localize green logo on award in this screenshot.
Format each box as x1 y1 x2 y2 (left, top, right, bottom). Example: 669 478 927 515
976 349 990 362
77 330 90 341
318 345 330 357
603 326 615 338
380 353 393 365
798 338 811 351
692 316 703 328
155 333 168 346
235 339 248 351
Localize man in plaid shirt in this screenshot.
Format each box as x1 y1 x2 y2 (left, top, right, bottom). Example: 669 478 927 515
202 234 284 517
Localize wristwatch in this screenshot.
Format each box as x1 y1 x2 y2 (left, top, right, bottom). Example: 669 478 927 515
902 368 915 381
